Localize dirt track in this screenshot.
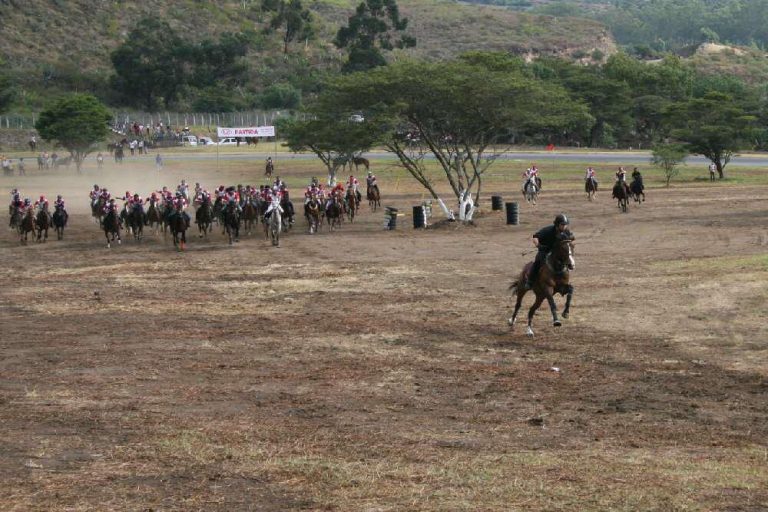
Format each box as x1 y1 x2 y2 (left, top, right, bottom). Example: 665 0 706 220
1 156 767 511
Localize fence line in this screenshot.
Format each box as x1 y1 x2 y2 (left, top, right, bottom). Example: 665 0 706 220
1 110 307 131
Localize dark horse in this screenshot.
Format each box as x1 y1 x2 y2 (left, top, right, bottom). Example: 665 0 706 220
265 159 274 178
223 202 240 245
352 156 369 173
367 184 380 211
35 206 52 243
630 172 645 203
19 208 35 244
305 197 321 234
280 192 294 230
195 198 213 238
52 205 68 240
147 201 162 233
508 232 575 337
168 209 188 250
585 177 598 201
612 181 630 213
128 204 145 242
103 208 122 248
326 195 343 231
91 197 105 226
242 201 258 235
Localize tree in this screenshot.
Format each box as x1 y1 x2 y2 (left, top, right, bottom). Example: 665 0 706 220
262 0 313 54
665 92 757 179
310 56 590 220
0 59 14 113
279 116 379 184
110 18 189 110
651 143 688 186
334 0 416 73
35 94 111 174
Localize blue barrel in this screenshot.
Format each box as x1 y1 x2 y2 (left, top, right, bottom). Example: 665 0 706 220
505 202 519 225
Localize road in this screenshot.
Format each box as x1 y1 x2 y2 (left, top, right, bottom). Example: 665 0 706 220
166 149 768 167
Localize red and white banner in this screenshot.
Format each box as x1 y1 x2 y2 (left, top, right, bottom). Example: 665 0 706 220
216 126 275 138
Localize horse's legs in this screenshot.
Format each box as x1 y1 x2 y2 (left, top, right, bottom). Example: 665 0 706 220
526 295 545 337
508 290 526 329
546 293 561 327
562 285 574 319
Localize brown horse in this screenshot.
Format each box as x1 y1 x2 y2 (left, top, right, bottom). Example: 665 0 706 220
19 208 35 244
265 159 274 178
367 185 380 211
345 187 358 222
103 208 122 248
35 206 51 243
508 233 575 337
352 156 369 173
612 181 630 213
242 201 258 235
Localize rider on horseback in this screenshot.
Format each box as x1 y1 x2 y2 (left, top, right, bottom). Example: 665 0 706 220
89 184 101 207
615 166 630 196
273 176 284 191
54 195 68 224
171 193 191 227
524 214 571 291
35 195 49 211
585 167 597 188
347 175 362 204
366 171 379 191
264 187 283 221
522 166 538 194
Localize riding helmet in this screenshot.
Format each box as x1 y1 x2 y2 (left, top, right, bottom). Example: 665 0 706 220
554 213 569 226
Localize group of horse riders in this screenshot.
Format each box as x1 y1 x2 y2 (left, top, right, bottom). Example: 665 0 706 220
9 188 67 225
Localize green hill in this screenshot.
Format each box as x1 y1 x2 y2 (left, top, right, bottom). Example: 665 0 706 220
0 0 615 110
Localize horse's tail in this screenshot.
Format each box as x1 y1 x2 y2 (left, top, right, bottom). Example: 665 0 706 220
509 278 520 295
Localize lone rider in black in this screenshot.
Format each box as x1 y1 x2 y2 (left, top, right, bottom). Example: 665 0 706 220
524 213 570 290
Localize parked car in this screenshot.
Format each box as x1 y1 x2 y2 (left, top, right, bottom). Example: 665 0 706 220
349 113 365 123
180 135 198 146
198 136 214 146
216 137 240 146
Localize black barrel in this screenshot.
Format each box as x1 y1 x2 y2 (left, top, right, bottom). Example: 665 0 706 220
505 202 519 225
385 207 398 230
491 195 504 211
413 205 425 229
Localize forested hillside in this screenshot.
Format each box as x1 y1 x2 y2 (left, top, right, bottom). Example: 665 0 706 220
0 0 613 112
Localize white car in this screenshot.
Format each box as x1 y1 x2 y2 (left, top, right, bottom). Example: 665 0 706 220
216 137 240 145
349 114 365 123
180 135 198 146
198 136 214 146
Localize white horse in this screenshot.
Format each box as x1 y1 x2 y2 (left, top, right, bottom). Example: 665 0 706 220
523 178 538 205
268 205 282 247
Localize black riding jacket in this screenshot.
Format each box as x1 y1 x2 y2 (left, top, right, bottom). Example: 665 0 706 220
533 225 559 252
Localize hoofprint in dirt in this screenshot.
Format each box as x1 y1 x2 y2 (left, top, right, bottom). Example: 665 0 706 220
0 158 767 510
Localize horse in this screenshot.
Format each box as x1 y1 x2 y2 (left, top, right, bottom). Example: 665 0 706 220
18 208 35 244
523 179 538 205
268 205 282 247
325 195 343 231
168 210 188 250
102 209 122 248
612 181 630 213
585 177 598 201
128 205 145 242
213 197 225 230
367 185 380 211
305 198 321 234
35 206 52 243
52 205 67 240
91 197 105 225
146 202 162 233
352 156 370 173
54 156 72 171
265 160 274 178
280 193 294 230
508 232 575 337
630 174 645 203
9 206 22 232
223 202 240 245
195 199 213 238
345 187 358 222
242 201 258 235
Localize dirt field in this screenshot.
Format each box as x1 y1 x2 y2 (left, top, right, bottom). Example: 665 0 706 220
1 152 767 511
